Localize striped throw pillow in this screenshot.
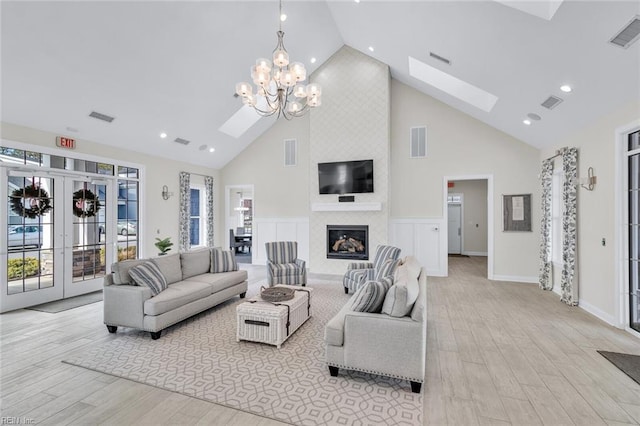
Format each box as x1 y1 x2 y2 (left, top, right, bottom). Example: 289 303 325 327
350 279 392 313
211 249 238 273
129 261 167 296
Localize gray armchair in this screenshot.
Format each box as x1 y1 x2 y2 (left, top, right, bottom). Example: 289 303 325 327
265 241 307 286
343 245 401 294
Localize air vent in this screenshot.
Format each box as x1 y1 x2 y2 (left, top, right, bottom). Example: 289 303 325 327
541 96 563 110
88 111 115 123
429 52 451 65
173 137 191 145
410 126 427 158
284 138 297 166
610 16 640 48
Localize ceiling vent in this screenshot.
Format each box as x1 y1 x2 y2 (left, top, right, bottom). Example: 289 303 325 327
610 16 640 48
173 137 191 145
88 111 115 123
541 95 563 110
429 52 451 65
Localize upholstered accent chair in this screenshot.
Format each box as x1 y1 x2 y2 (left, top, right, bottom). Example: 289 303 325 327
343 245 401 294
265 241 307 286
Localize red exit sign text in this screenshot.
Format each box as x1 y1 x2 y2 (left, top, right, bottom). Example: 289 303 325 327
56 136 76 149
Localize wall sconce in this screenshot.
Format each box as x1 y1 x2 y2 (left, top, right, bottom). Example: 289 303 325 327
580 167 597 191
161 185 173 200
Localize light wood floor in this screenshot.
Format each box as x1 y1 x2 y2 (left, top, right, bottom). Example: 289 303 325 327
1 257 639 425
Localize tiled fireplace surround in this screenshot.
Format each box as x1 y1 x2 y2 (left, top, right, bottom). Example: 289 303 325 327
309 46 390 275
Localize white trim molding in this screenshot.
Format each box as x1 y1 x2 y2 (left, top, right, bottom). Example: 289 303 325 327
389 218 446 276
492 275 538 284
579 298 617 327
252 217 310 266
311 202 382 212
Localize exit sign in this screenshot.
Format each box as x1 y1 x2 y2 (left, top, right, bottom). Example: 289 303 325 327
56 136 76 149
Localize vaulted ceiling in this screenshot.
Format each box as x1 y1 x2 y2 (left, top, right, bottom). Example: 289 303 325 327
2 1 639 169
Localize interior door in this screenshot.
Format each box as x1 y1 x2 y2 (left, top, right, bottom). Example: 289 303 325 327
1 171 64 312
448 203 462 254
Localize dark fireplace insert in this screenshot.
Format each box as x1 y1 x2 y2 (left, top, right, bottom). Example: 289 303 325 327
326 225 369 260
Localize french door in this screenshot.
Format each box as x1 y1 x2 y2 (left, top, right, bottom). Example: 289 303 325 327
629 130 640 333
1 170 114 312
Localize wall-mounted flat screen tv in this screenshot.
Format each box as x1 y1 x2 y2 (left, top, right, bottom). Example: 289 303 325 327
318 159 374 194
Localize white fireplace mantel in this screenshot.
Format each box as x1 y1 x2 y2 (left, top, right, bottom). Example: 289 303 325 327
311 202 382 212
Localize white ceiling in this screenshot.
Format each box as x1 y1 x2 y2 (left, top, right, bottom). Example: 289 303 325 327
2 1 639 169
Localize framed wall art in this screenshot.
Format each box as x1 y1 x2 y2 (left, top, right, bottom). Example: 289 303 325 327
502 194 532 232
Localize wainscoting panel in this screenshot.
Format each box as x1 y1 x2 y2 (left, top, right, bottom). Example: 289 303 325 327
252 218 310 266
389 218 446 276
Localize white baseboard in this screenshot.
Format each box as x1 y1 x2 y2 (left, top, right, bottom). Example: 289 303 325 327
492 275 538 284
462 251 488 256
578 299 616 327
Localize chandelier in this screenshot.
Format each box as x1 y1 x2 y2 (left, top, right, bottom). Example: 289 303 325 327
235 0 321 120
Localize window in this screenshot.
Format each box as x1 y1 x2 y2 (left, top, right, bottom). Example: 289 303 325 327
117 166 139 260
550 168 562 265
189 185 207 248
190 188 201 246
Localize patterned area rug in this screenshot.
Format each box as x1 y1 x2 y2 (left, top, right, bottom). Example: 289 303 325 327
63 280 423 425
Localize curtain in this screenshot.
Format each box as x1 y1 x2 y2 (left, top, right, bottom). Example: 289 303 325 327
205 176 214 247
561 147 578 305
178 172 191 252
539 159 554 290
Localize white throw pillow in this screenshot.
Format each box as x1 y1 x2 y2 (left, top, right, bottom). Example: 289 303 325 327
381 262 419 317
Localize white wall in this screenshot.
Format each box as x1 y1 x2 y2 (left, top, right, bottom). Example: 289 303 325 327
1 122 221 257
309 46 390 274
540 100 640 326
390 80 540 280
449 179 488 255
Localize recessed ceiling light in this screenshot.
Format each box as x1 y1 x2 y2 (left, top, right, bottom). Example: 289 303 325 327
368 46 374 52
310 57 317 64
560 85 572 93
354 0 361 3
198 144 207 151
527 113 541 121
66 126 78 133
160 132 167 138
209 148 215 153
523 119 532 125
280 13 287 21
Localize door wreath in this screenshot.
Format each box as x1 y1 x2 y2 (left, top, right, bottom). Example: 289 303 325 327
10 185 53 219
73 189 102 218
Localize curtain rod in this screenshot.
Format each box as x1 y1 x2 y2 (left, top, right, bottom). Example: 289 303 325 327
180 171 213 179
545 147 567 161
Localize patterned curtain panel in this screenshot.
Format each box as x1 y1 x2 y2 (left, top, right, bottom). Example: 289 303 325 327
205 176 214 247
539 159 554 290
561 147 579 305
178 172 191 252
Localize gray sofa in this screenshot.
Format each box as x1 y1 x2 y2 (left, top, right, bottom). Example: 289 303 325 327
325 256 427 392
104 248 248 339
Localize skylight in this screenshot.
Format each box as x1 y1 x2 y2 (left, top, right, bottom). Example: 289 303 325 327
218 105 262 138
408 56 498 113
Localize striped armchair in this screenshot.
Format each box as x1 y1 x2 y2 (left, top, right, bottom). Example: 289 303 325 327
265 241 307 286
343 245 401 294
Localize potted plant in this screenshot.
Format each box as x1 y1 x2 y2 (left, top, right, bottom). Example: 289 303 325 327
155 237 173 256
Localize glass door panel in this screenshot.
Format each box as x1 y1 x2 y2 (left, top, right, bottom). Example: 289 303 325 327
1 172 63 312
64 179 110 298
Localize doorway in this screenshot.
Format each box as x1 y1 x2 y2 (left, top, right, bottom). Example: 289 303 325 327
443 175 493 278
1 171 115 312
225 184 254 264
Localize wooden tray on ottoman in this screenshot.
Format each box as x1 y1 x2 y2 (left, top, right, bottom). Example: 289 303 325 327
236 285 312 348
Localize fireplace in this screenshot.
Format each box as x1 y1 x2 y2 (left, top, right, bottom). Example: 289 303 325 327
327 225 369 260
